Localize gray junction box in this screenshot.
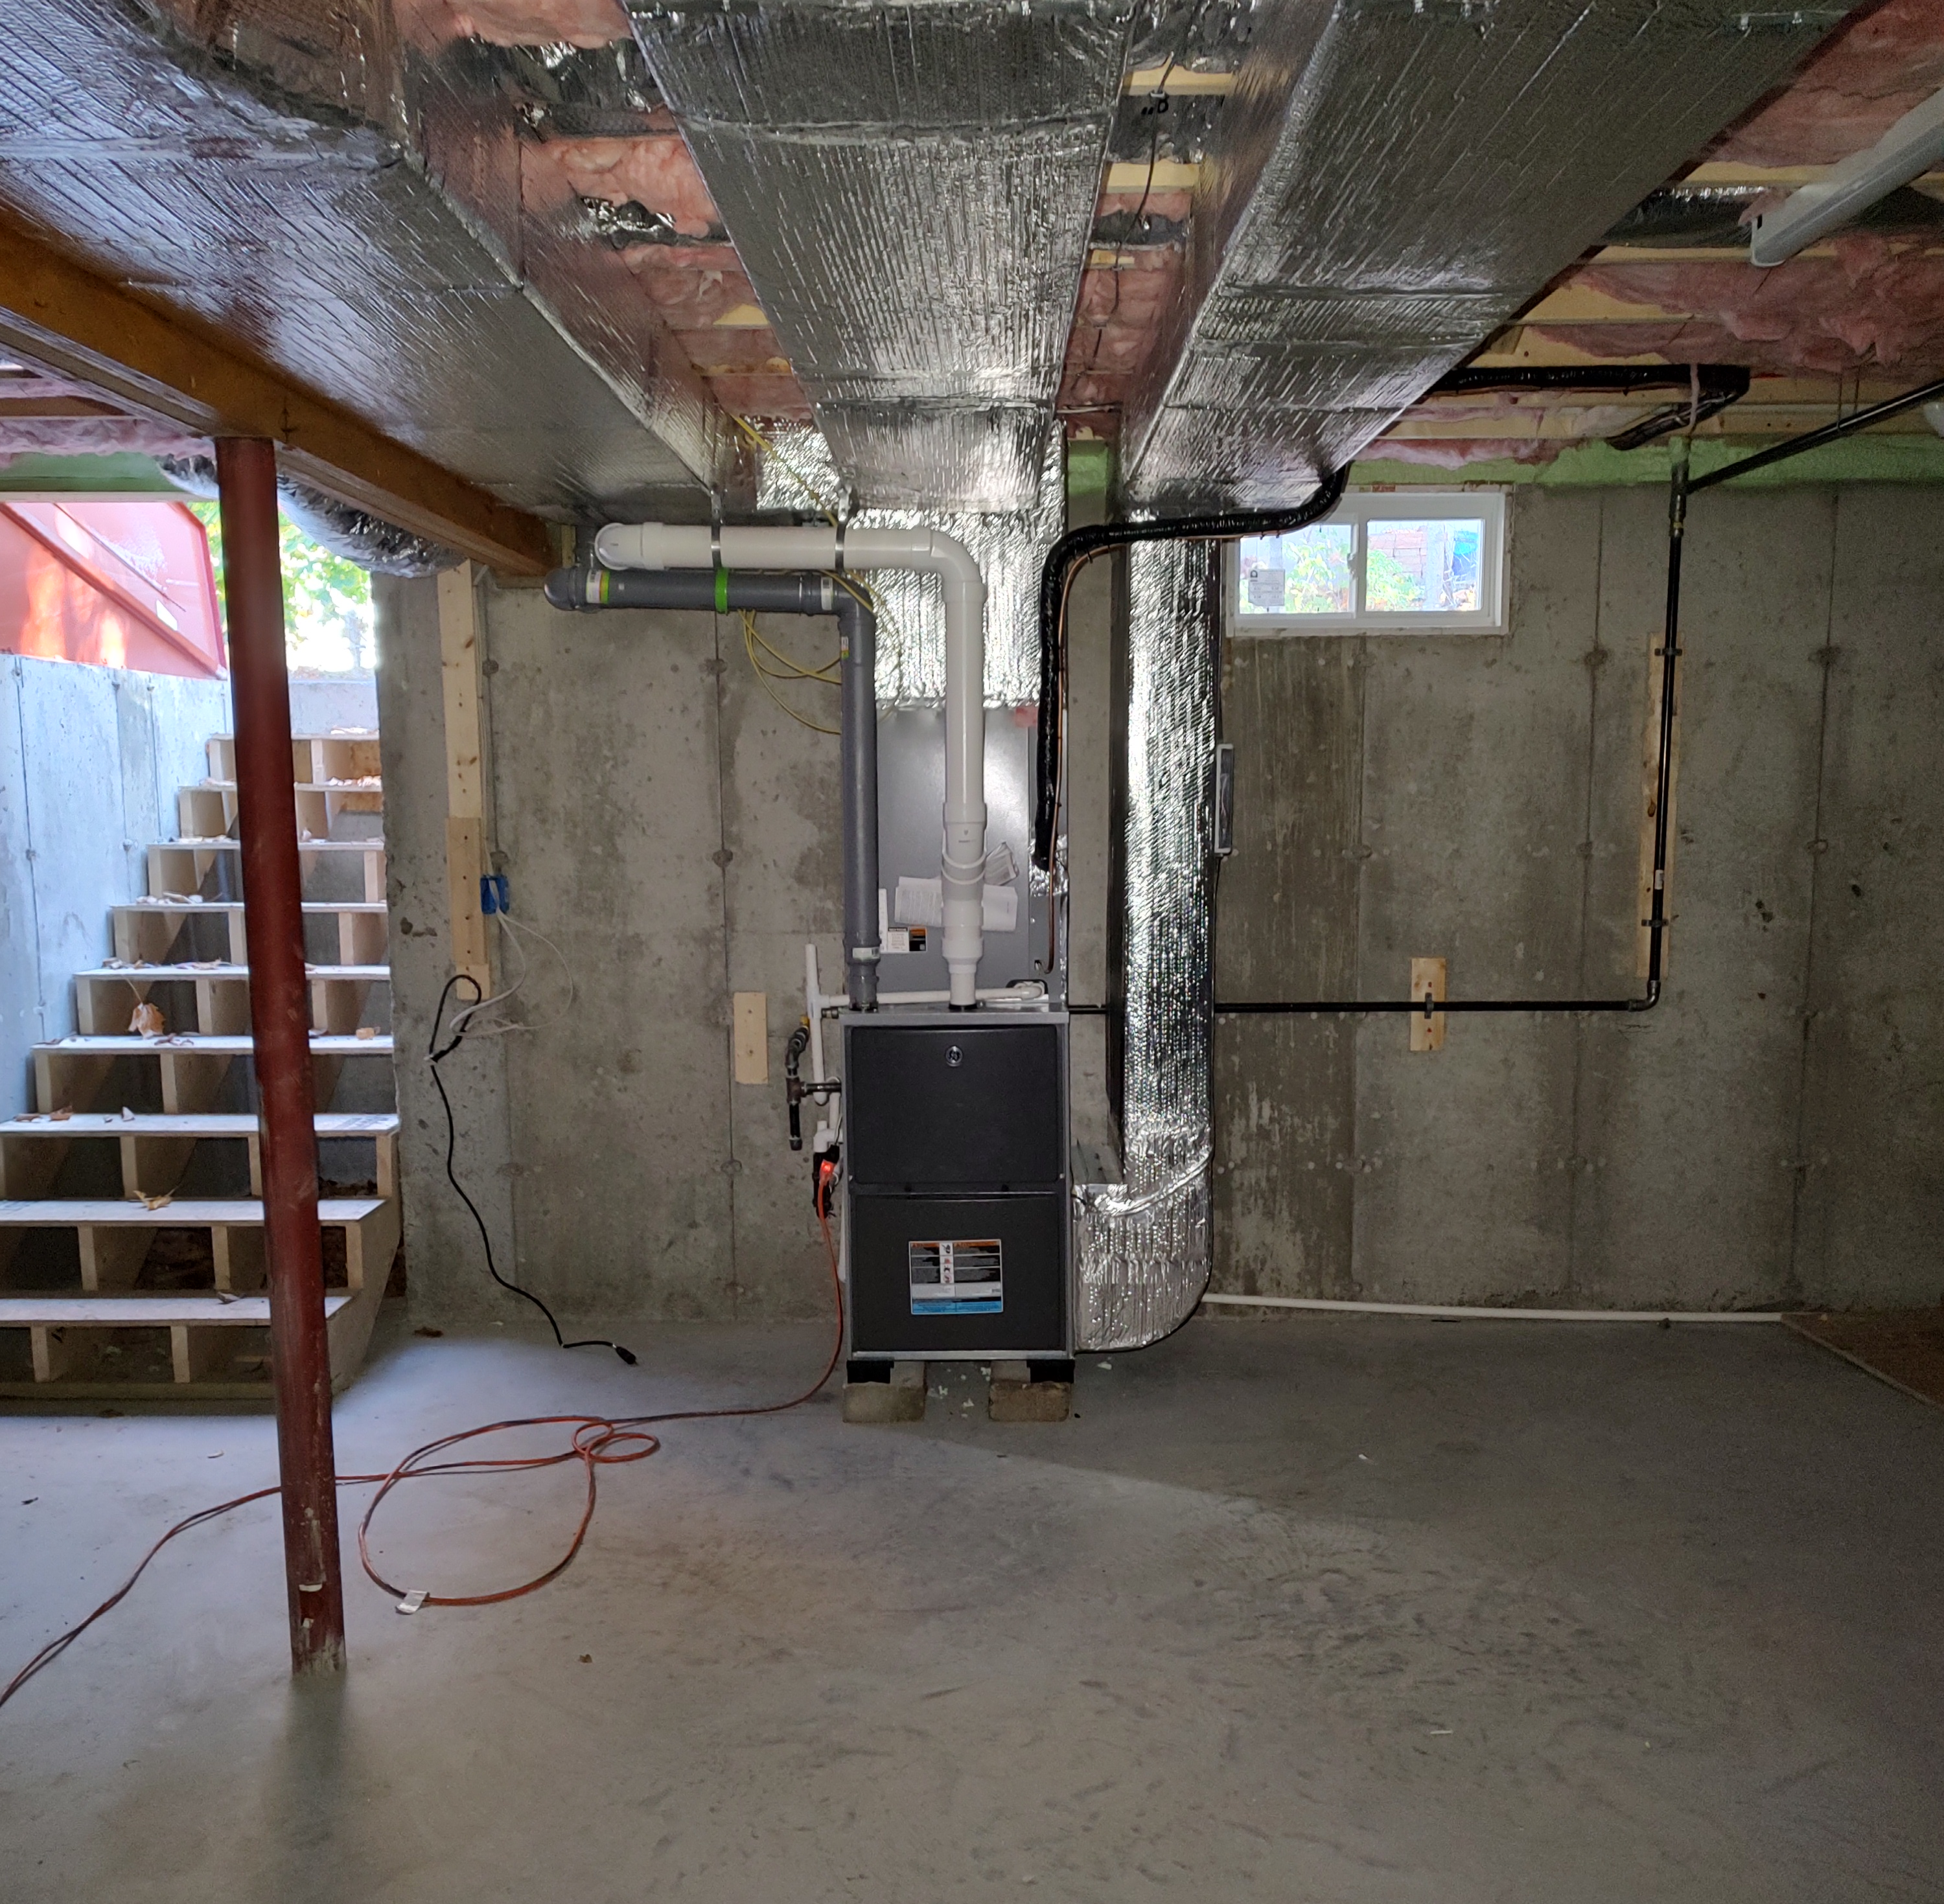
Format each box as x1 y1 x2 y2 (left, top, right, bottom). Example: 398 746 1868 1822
842 1011 1069 1360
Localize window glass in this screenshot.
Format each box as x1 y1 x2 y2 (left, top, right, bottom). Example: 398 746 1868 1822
1237 523 1354 617
1365 517 1484 615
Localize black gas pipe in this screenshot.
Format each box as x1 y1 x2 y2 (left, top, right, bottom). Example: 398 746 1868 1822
1049 373 1944 1026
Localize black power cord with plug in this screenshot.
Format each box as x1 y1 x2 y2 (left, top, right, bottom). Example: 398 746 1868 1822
428 972 637 1365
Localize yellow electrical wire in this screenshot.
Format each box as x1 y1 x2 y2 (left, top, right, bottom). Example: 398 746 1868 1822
741 610 839 735
730 412 886 618
743 610 839 683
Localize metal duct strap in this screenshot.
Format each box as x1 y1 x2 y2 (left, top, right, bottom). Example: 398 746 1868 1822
1074 540 1216 1351
626 0 1137 510
1126 0 1854 507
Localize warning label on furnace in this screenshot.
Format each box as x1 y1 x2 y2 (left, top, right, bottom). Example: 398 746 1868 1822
908 1239 1004 1316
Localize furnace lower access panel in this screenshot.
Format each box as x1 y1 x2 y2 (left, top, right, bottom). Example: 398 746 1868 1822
842 1013 1068 1359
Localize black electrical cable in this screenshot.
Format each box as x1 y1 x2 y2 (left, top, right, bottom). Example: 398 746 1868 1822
428 973 637 1365
1032 465 1351 872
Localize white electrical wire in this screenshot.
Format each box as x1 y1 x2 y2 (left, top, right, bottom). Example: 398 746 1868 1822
1199 1293 1781 1324
442 910 576 1043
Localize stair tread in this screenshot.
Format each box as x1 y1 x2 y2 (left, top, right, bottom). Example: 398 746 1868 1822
120 898 385 912
5 1111 398 1136
76 964 388 981
0 1294 357 1324
211 732 377 742
199 781 382 794
37 1033 393 1054
0 1196 388 1223
159 838 382 853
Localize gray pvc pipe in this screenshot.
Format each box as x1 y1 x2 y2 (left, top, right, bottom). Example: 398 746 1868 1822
837 590 878 1009
544 563 882 1009
544 566 833 614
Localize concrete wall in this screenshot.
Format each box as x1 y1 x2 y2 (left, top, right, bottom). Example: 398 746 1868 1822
1214 483 1944 1312
375 574 846 1327
0 654 230 1114
374 483 1944 1325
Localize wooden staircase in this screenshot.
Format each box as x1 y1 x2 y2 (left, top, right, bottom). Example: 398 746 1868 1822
0 728 401 1399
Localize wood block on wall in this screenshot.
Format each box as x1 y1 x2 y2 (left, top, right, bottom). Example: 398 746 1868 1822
733 992 769 1084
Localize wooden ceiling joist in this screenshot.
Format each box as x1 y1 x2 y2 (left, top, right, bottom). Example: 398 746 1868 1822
0 216 553 575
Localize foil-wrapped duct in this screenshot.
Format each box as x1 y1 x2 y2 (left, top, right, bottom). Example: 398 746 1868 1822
1125 0 1854 507
1074 539 1215 1351
158 455 458 577
755 424 1061 706
0 1 731 521
625 0 1137 510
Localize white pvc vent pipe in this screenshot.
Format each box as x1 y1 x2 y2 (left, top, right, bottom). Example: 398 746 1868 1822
597 522 989 1005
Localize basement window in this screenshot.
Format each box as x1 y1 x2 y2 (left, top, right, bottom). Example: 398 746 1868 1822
1231 489 1506 634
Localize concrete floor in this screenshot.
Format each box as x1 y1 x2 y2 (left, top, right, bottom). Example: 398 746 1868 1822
2 1309 1940 1902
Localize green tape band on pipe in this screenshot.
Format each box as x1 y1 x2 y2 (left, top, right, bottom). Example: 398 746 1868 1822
715 568 728 614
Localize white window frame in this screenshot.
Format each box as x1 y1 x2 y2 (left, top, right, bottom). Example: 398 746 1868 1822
1227 488 1508 635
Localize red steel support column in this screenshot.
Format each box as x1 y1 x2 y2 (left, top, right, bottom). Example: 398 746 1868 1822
216 437 346 1677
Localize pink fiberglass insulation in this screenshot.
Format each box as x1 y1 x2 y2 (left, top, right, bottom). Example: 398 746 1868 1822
1710 0 1944 166
1059 247 1184 427
399 0 627 49
1545 236 1944 375
623 243 762 327
1518 0 1944 385
537 133 721 238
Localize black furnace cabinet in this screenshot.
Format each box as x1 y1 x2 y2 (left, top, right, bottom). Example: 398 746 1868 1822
842 1012 1068 1358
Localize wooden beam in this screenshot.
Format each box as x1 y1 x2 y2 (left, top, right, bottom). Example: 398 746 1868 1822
438 564 492 994
0 214 553 575
1124 65 1234 94
1104 159 1201 192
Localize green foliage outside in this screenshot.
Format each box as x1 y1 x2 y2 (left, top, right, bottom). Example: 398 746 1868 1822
187 498 375 674
1283 527 1353 614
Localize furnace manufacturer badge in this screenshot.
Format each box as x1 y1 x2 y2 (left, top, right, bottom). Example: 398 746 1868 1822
907 1239 1003 1316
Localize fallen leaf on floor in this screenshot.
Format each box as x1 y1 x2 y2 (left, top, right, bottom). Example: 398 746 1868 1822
49 1107 71 1122
579 1655 592 1664
130 1002 166 1037
138 1193 173 1211
356 1026 377 1039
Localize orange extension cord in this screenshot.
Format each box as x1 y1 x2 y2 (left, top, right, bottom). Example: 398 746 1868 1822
1 1168 844 1711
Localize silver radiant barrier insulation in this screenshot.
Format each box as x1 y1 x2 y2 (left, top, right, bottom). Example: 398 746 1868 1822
0 1 732 520
625 0 1136 510
1123 0 1851 507
756 424 1063 709
1074 540 1216 1351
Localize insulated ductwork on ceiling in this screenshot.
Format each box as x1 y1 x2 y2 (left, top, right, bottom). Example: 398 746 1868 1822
0 1 735 519
1074 539 1218 1351
1124 0 1855 507
623 0 1139 510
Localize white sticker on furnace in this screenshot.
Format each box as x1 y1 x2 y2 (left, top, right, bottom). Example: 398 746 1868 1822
908 1239 1004 1316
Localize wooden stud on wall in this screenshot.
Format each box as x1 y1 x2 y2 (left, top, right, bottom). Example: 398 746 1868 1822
1409 956 1447 1053
438 563 492 995
733 992 769 1085
1636 637 1682 979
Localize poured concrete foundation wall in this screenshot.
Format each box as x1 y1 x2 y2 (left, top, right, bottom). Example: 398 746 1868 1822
375 574 844 1326
1214 483 1944 1313
0 655 229 1114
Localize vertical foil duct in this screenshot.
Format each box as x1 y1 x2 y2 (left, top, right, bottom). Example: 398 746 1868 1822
1074 540 1216 1351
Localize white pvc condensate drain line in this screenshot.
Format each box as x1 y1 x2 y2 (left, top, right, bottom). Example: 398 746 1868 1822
1200 1294 1782 1323
597 520 989 1007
